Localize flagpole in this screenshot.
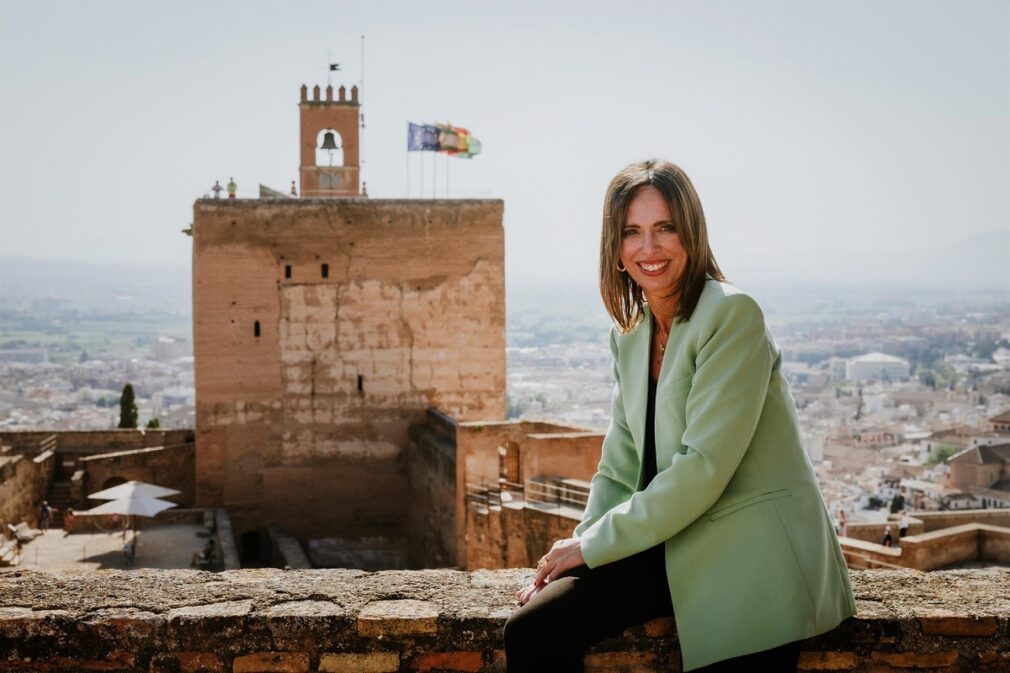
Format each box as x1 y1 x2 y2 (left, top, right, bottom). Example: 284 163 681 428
420 148 424 198
406 123 410 198
446 153 450 198
433 148 437 199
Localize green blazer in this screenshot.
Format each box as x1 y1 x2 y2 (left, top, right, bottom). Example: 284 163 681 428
574 279 856 671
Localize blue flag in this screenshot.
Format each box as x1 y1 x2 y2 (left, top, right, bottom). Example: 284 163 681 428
408 122 441 151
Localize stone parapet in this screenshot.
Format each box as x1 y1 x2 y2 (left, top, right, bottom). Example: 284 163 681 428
1 568 1007 672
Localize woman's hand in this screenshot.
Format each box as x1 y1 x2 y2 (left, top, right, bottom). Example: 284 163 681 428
535 537 585 586
515 580 543 606
513 538 586 605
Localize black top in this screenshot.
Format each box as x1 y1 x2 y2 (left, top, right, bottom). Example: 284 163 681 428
643 375 658 488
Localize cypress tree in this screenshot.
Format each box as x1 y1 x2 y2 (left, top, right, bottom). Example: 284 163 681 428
118 383 138 429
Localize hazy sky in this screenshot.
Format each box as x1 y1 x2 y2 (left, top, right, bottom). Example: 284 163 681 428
1 0 1007 291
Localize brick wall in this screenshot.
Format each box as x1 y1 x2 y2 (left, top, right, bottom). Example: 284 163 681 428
0 449 55 532
0 430 194 454
1 567 1007 672
79 443 196 508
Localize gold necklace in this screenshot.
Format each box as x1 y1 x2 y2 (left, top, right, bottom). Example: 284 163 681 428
654 315 670 353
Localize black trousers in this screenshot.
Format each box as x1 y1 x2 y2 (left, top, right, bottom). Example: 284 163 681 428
503 542 801 673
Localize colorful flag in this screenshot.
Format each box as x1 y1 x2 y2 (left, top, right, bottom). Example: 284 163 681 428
408 122 482 157
407 123 441 151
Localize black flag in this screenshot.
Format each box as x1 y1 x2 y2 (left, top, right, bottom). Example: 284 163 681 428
329 63 340 71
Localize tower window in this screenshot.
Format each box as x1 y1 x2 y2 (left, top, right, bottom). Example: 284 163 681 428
321 263 329 278
357 375 364 393
284 265 292 279
254 321 261 337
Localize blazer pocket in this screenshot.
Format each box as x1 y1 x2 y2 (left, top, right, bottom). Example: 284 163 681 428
707 488 793 521
657 373 694 400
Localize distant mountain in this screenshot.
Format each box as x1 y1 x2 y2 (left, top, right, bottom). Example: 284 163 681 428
0 256 191 313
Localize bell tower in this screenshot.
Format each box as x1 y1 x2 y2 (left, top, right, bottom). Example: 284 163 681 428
299 82 361 197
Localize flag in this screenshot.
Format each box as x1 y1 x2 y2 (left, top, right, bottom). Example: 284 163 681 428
437 124 461 151
408 123 441 151
453 137 482 159
443 125 482 158
329 63 340 71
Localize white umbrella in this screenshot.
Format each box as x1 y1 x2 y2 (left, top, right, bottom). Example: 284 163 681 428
84 494 178 517
88 480 181 501
80 494 178 562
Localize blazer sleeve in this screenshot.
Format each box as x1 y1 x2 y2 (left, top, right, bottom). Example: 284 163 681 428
573 326 637 538
578 294 775 568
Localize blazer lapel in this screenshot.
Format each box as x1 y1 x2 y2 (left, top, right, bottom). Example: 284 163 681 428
617 305 651 471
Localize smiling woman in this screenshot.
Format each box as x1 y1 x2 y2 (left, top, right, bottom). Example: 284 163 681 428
502 159 856 672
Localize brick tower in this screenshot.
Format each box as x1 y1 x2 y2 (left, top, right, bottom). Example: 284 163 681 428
299 83 360 197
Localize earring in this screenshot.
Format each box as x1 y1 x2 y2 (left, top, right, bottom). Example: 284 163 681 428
617 261 626 272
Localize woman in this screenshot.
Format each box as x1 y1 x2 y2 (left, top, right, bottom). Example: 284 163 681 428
503 160 856 672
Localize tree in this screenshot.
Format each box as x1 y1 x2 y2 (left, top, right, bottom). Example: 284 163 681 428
145 418 161 429
118 383 138 429
890 493 905 514
926 445 959 466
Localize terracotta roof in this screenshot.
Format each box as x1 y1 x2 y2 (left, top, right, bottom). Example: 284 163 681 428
948 442 1010 466
990 409 1010 423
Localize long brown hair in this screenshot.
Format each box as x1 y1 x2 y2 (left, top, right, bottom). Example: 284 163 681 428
599 159 726 333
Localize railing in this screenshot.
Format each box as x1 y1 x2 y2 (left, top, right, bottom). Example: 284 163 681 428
39 434 57 454
524 479 590 509
464 474 590 513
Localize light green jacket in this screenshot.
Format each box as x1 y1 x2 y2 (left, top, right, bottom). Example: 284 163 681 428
574 279 856 671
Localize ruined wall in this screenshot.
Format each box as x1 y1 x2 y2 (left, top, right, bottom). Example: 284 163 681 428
2 567 1008 672
842 524 1010 571
455 420 586 566
192 199 505 550
465 499 578 570
0 430 193 454
79 443 195 507
406 409 459 569
523 431 603 483
915 509 1010 532
0 449 55 533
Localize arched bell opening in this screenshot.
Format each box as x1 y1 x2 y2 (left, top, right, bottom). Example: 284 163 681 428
315 129 344 167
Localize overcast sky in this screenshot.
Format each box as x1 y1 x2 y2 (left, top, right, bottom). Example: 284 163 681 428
1 0 1007 292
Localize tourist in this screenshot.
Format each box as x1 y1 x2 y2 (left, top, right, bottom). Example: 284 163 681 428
898 510 909 539
38 501 54 534
882 525 894 547
503 160 856 672
837 509 848 537
190 539 216 568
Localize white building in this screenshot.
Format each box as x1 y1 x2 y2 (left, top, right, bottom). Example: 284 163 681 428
846 352 910 382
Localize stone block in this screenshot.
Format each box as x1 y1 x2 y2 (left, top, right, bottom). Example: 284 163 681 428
358 599 439 637
318 652 400 673
231 651 310 673
869 650 959 668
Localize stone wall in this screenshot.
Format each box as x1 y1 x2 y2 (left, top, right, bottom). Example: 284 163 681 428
1 567 1007 672
78 443 196 508
843 524 1010 571
0 449 55 533
465 498 578 570
0 430 194 455
453 419 602 570
192 199 506 550
406 409 459 569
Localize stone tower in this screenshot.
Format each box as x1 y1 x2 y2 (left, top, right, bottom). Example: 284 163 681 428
299 83 360 197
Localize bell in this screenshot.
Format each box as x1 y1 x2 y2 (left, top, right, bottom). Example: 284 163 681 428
319 131 340 151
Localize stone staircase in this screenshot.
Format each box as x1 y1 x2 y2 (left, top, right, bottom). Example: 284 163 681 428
45 480 73 529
